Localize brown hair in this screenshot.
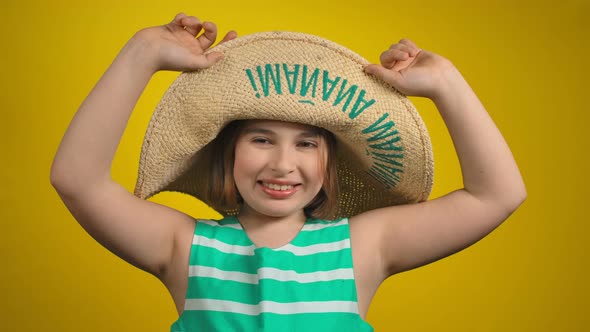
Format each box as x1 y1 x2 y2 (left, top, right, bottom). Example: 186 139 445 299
207 120 339 219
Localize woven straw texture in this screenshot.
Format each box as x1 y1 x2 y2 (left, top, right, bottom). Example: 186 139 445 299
134 31 434 218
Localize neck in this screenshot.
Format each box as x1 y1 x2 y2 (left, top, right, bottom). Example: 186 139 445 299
237 206 307 231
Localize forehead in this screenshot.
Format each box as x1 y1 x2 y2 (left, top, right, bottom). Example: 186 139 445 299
241 120 321 136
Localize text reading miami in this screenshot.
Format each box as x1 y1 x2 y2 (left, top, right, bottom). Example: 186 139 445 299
245 63 405 188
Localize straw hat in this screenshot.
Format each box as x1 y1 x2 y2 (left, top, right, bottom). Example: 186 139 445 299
134 31 434 218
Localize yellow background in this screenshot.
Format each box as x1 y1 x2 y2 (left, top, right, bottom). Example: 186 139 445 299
1 0 588 330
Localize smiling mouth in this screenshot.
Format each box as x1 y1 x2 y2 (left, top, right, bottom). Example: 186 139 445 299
259 181 298 191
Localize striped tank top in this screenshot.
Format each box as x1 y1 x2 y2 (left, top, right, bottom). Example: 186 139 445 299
170 216 374 331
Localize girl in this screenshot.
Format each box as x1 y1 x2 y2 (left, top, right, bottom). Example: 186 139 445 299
50 13 526 331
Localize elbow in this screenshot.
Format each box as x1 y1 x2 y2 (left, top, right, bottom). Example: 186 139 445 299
477 181 527 219
512 178 527 207
517 184 527 205
50 156 73 189
50 162 111 198
50 162 66 190
50 164 74 196
500 182 527 216
49 161 91 197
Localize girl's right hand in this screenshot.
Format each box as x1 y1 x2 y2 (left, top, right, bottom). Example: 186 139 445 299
364 39 458 101
134 13 237 73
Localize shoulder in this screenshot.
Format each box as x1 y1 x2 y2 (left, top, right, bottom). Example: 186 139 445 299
170 217 228 269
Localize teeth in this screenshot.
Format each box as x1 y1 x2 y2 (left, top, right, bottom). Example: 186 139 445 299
263 182 294 191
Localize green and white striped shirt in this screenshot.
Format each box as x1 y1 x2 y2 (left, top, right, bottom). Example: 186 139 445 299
170 216 374 331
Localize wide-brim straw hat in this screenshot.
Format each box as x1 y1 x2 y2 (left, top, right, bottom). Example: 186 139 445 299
134 31 434 218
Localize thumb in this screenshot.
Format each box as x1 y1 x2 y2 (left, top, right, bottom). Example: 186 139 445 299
186 51 224 71
204 51 224 67
364 64 403 87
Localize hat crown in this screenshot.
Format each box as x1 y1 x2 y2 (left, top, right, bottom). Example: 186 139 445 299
135 31 434 218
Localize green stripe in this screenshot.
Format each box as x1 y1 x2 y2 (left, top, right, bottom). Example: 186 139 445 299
195 222 252 246
172 217 373 331
196 219 349 247
291 224 349 246
190 246 353 273
172 311 373 332
186 277 358 303
217 217 240 226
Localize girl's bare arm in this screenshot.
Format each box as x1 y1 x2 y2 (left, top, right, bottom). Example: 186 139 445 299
50 14 235 278
352 40 526 277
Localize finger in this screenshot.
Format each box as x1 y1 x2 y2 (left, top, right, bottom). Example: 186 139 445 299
197 21 218 50
180 15 203 36
190 51 225 69
380 49 410 68
172 12 186 24
165 12 188 33
388 42 418 59
398 38 420 56
364 64 403 87
205 51 224 65
388 42 412 52
219 30 238 44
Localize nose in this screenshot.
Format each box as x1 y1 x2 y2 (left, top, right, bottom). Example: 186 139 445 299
269 145 295 175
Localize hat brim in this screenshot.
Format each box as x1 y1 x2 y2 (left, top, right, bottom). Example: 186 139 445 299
134 31 433 218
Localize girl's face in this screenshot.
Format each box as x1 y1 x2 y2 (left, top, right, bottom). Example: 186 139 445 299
233 120 327 219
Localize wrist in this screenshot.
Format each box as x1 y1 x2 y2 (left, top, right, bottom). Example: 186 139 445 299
430 63 471 106
116 31 161 76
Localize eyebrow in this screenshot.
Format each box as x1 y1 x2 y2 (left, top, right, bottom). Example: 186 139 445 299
242 127 319 138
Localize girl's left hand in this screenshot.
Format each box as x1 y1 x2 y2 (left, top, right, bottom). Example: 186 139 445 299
364 39 457 100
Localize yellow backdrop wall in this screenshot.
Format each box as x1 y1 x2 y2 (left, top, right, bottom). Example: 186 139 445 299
1 0 588 330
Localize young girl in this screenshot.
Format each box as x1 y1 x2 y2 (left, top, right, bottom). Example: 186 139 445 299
50 13 526 331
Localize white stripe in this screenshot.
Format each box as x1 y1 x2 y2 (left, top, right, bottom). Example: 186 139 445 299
199 218 348 231
194 235 255 256
189 266 354 283
259 267 354 282
190 265 259 284
184 299 359 315
301 218 348 231
194 234 348 256
277 239 350 255
198 219 242 229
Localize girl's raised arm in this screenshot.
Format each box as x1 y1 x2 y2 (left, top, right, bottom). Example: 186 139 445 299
50 13 236 278
353 39 526 278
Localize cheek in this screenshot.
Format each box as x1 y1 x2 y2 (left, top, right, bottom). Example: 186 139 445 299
232 160 249 196
233 154 248 182
305 157 326 187
233 146 260 181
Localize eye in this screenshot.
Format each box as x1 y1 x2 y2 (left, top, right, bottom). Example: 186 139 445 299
251 137 271 144
297 140 318 148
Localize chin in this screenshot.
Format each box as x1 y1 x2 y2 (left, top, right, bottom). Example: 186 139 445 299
247 204 304 219
260 209 297 218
